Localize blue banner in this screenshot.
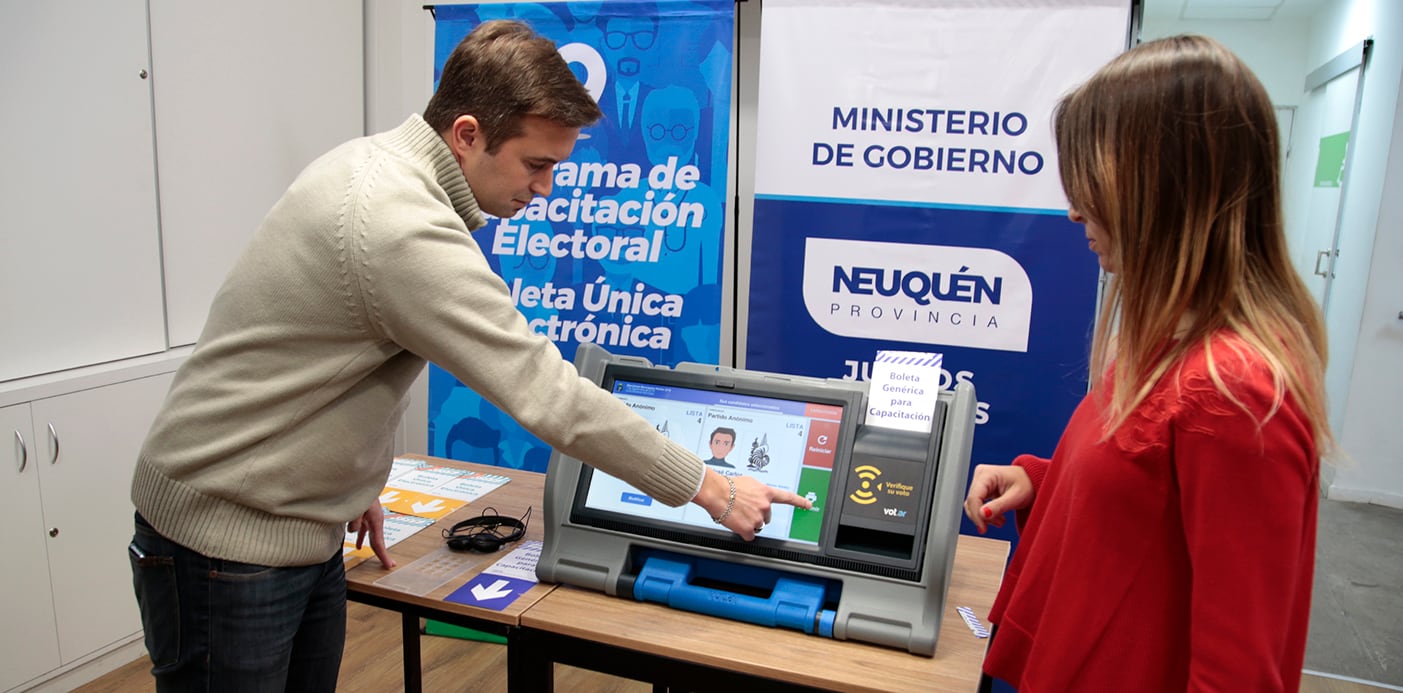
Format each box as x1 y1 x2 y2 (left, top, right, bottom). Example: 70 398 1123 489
747 200 1101 540
429 1 734 471
747 0 1129 543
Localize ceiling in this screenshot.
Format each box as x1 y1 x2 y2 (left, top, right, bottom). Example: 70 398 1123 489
1141 0 1335 21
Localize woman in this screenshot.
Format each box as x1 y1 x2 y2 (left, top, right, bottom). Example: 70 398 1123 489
964 35 1331 691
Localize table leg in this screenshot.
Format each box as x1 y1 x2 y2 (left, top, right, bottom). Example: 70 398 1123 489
402 612 422 693
508 627 553 693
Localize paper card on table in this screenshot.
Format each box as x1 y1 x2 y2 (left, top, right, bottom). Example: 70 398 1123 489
342 546 372 568
388 465 468 493
956 605 991 638
866 350 944 433
382 511 437 541
444 573 536 611
387 456 428 483
379 488 467 520
343 511 437 567
481 540 542 581
388 464 511 502
442 541 542 611
344 511 435 553
431 472 511 502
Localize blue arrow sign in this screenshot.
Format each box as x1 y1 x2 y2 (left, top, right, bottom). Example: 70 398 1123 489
444 573 535 610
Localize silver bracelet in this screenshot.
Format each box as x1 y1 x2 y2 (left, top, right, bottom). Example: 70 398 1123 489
711 475 737 524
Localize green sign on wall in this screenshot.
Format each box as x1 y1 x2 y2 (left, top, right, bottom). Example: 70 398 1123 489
1314 131 1350 188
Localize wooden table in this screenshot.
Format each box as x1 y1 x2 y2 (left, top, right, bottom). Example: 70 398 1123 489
344 455 553 693
513 535 1010 692
348 454 1010 692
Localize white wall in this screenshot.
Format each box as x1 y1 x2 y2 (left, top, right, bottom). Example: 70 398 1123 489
1144 2 1403 507
1140 17 1311 106
1337 71 1403 507
1319 0 1403 507
365 1 436 133
365 1 437 455
1138 16 1319 302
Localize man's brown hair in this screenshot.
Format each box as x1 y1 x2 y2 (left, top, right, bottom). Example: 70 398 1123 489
424 20 602 152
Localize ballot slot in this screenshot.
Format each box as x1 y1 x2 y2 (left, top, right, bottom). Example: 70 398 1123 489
830 411 947 566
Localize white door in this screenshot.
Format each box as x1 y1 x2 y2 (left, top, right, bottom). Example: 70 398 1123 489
1284 41 1370 314
1293 78 1356 305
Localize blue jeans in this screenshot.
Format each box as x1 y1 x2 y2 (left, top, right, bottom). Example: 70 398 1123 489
128 513 346 692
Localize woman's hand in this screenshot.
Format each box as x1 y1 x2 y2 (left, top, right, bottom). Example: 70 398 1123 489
694 468 812 541
963 463 1034 535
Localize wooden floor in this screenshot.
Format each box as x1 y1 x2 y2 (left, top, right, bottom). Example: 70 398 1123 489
74 601 1393 692
73 601 645 693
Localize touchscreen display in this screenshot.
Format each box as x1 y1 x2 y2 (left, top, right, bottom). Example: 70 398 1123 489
580 378 845 546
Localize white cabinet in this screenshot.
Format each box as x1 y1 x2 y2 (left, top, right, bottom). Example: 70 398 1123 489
0 372 175 692
0 0 365 380
0 404 61 691
0 0 166 382
149 0 365 347
0 1 364 688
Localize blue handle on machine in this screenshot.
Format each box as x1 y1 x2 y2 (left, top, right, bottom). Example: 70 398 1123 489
633 553 837 637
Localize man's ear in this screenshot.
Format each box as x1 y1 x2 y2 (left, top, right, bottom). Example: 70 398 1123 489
446 115 483 159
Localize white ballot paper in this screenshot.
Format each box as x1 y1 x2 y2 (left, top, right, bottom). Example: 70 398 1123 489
865 350 944 433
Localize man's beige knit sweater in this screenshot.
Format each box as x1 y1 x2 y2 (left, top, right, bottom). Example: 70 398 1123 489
132 115 705 566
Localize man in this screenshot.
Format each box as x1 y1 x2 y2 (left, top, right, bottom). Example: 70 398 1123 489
128 21 806 691
704 427 736 468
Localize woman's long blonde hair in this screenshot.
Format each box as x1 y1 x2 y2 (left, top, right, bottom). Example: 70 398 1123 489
1054 35 1331 451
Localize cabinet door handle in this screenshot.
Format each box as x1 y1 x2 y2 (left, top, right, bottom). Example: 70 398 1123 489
13 430 26 474
47 423 59 465
1313 249 1335 277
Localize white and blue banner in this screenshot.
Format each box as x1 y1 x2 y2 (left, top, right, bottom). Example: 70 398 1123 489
747 0 1130 541
429 1 734 471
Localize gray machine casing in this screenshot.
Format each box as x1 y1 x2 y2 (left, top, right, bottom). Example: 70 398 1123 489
536 344 976 655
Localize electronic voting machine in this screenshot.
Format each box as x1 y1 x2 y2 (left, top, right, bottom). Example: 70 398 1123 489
537 344 976 655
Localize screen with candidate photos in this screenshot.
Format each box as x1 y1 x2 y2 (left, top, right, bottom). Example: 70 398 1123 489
576 375 847 547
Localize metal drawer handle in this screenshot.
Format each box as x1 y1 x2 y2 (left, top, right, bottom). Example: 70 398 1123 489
13 430 26 474
47 423 59 465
